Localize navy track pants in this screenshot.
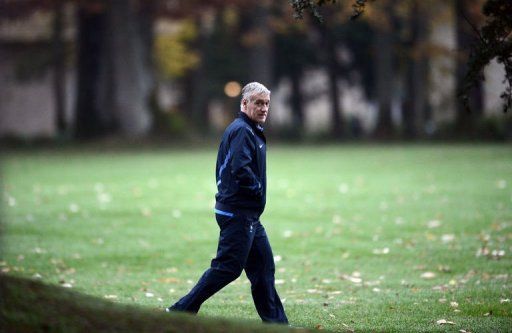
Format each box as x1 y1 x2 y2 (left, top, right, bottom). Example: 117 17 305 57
170 213 288 324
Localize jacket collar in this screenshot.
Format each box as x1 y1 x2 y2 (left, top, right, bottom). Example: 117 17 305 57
238 112 264 133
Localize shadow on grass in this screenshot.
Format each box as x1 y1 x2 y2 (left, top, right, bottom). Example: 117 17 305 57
0 274 310 333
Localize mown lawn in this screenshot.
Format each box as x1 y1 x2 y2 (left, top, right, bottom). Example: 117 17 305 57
1 144 511 332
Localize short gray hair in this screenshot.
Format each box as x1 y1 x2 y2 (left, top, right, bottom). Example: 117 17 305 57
240 82 270 110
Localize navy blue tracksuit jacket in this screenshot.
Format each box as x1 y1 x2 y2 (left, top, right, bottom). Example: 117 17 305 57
215 112 267 216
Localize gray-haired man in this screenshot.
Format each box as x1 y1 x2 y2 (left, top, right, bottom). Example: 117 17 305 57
166 82 288 324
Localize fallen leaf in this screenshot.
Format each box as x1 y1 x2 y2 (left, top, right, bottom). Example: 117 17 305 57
7 196 16 207
372 247 390 255
427 220 441 228
141 207 152 217
97 192 111 204
421 272 436 279
496 179 507 189
340 274 362 284
69 203 80 213
432 285 448 291
436 319 455 325
438 265 451 273
490 249 505 259
158 277 180 284
441 234 455 243
342 323 355 333
33 247 47 254
338 183 349 194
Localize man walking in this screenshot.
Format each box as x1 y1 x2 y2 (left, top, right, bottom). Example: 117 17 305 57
166 82 288 324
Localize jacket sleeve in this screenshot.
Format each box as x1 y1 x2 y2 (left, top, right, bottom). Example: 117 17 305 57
229 127 262 197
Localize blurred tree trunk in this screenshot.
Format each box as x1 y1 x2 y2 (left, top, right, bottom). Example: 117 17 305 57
52 1 67 137
314 17 344 139
245 2 274 135
325 29 344 139
403 0 430 139
75 2 109 139
455 0 483 134
187 12 212 133
374 16 394 138
247 3 273 87
107 0 152 137
290 68 304 133
75 0 153 140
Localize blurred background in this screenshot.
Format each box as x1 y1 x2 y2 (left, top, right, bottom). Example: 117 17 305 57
0 0 511 143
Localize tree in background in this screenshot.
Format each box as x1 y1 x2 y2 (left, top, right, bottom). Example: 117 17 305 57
372 0 396 138
460 0 511 114
75 0 154 139
273 5 318 137
313 9 346 139
52 0 67 138
244 1 273 87
292 0 512 117
455 0 485 136
399 0 431 139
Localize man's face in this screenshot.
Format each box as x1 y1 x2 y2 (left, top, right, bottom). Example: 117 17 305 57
242 93 270 124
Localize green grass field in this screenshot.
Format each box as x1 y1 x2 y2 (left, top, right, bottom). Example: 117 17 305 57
2 144 512 332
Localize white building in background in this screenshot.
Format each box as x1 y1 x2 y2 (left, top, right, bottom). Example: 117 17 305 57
0 6 508 139
0 5 76 139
